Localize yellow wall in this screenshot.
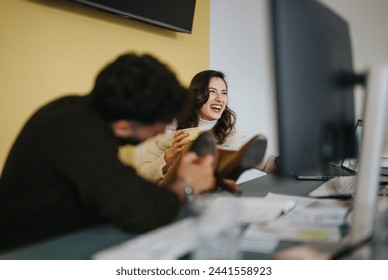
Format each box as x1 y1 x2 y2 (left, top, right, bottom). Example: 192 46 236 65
0 0 209 172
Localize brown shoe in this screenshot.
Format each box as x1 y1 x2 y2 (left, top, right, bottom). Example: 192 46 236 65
215 172 243 195
217 134 267 181
189 131 216 157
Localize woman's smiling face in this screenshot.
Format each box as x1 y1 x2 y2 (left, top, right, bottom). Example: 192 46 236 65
199 77 228 121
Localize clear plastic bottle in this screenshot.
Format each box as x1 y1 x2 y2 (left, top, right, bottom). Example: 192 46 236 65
192 196 242 259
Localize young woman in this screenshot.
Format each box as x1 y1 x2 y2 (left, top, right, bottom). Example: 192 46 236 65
139 70 278 183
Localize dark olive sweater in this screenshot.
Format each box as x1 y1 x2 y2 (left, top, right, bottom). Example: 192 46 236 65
0 95 181 252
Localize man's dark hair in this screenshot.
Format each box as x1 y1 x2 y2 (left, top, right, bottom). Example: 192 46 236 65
177 70 236 144
90 53 187 124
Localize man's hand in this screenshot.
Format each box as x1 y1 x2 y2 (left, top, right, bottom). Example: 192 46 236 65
220 178 241 193
176 152 216 195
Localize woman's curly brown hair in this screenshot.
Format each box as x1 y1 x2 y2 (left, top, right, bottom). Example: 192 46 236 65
176 70 236 144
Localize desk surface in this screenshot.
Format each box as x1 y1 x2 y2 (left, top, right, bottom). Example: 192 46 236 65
0 175 323 260
238 173 322 197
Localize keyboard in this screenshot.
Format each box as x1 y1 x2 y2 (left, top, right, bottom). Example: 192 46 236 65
296 165 354 179
309 176 357 198
93 217 200 260
311 166 353 177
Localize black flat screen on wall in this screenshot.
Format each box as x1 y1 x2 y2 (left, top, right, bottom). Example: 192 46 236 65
70 0 196 33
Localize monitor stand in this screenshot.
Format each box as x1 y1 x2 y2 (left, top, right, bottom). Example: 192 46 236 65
349 64 388 259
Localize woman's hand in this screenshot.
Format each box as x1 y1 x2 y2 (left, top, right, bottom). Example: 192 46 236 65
163 130 191 173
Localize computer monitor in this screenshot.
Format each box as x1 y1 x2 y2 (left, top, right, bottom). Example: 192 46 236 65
271 0 388 258
271 0 357 176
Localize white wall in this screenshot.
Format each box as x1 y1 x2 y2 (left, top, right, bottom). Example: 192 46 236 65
210 0 277 155
210 0 388 157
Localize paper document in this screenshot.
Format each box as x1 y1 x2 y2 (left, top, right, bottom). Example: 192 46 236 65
93 195 296 260
196 195 296 225
232 196 295 224
265 192 346 208
243 224 341 243
239 193 349 243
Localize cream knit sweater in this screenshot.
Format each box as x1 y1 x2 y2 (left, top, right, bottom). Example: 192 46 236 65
139 119 276 183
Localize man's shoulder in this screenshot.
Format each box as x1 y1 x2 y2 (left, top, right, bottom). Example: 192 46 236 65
44 94 87 109
25 94 100 132
34 95 90 117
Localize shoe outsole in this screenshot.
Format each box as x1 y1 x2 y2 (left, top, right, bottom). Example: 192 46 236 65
189 132 216 156
224 135 267 181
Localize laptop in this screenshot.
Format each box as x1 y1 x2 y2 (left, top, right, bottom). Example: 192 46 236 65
295 120 363 180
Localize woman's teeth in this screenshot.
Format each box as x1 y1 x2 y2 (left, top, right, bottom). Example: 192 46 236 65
211 105 221 111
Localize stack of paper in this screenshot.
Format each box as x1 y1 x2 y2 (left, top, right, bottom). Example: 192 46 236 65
93 196 296 260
